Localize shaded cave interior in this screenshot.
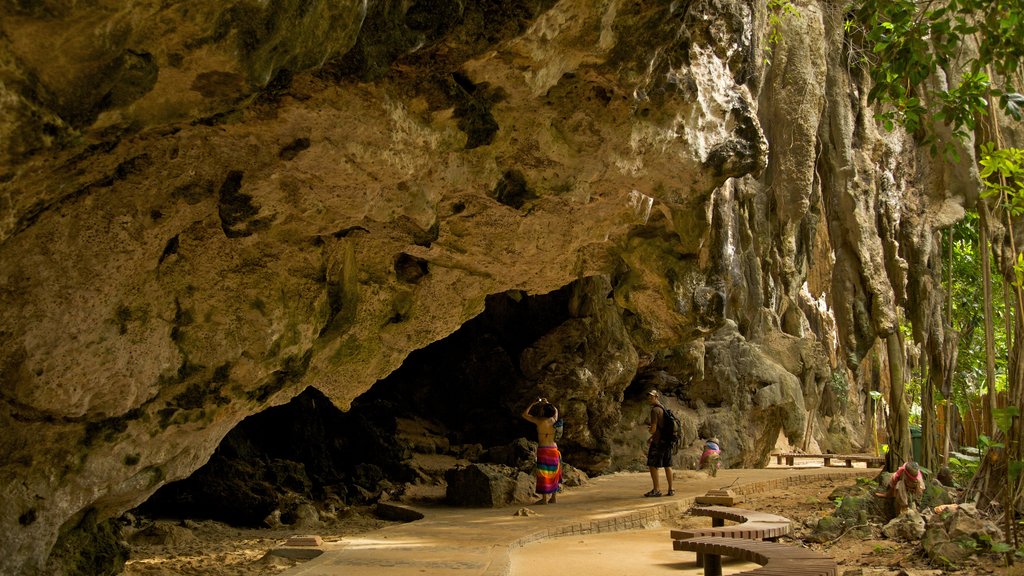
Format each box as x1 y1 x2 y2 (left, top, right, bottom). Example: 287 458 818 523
136 279 656 527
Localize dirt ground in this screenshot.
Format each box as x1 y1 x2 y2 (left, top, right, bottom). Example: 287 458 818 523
123 475 1022 576
122 510 396 576
513 476 1023 576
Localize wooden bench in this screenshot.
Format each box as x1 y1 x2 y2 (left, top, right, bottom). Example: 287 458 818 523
775 452 884 468
681 505 791 530
673 535 837 576
670 506 791 567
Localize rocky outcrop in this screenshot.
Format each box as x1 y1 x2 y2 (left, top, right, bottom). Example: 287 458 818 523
444 464 536 507
0 0 986 573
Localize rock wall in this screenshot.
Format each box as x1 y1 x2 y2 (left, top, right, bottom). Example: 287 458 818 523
0 0 978 572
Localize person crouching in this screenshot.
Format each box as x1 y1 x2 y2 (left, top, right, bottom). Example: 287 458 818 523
879 460 925 514
699 438 721 477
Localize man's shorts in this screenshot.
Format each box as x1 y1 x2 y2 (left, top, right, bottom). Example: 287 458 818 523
647 441 674 468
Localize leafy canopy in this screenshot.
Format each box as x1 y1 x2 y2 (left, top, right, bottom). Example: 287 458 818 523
850 0 1024 150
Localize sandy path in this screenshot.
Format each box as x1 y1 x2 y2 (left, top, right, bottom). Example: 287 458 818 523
509 527 759 576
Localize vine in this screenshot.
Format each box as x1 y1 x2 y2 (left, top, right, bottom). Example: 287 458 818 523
764 0 800 64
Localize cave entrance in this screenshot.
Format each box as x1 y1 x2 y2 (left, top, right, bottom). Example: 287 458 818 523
135 280 627 527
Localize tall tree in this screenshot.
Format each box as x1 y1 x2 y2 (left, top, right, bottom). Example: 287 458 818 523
850 0 1024 533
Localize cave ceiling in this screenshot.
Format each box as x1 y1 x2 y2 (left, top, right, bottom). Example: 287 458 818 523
0 0 989 573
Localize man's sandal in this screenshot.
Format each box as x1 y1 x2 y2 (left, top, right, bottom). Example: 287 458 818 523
643 489 662 497
666 489 675 496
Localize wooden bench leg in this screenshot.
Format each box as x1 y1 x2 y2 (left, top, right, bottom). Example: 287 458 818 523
776 454 783 465
823 457 831 466
704 553 722 576
785 456 794 466
845 459 853 467
695 552 704 567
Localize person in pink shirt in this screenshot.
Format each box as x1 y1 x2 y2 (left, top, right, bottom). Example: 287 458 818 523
699 438 721 477
881 460 925 513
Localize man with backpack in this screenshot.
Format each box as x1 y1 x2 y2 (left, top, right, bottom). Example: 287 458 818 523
644 389 676 497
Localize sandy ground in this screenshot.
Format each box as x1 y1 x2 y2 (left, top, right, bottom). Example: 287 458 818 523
123 511 396 576
123 462 1022 576
510 528 759 575
511 466 1023 576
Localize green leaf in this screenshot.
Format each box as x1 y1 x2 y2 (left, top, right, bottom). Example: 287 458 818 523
993 406 1020 434
991 542 1014 553
1010 460 1024 485
1002 92 1024 120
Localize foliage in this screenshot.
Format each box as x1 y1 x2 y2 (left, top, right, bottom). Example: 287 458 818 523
873 544 896 554
977 435 1004 453
829 369 849 409
941 216 1010 410
847 0 1024 512
992 407 1024 485
947 456 978 486
849 0 1024 154
979 144 1024 213
993 406 1020 435
764 0 799 63
979 144 1024 289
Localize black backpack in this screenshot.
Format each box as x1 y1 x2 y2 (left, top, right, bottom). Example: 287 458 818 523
660 406 682 446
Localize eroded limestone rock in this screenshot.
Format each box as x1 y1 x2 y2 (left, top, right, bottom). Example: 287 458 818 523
0 0 983 573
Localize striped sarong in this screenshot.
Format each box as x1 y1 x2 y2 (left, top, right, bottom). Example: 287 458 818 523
535 445 562 495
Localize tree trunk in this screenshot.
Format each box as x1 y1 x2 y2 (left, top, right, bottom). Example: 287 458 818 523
938 329 958 463
943 400 952 464
922 363 935 470
979 202 997 438
944 227 953 465
885 332 912 469
866 348 882 455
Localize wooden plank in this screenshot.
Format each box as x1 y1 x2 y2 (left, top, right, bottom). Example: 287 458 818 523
777 452 882 468
672 536 837 576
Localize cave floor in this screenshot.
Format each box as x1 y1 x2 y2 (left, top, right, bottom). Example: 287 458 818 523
281 466 872 576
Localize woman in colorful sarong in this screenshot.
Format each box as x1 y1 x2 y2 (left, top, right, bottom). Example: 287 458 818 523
521 397 562 504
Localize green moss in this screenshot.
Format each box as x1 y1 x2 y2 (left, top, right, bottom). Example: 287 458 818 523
170 299 194 344
176 360 204 381
330 335 364 364
143 465 166 487
170 377 230 410
114 305 132 335
157 407 178 429
18 508 37 526
212 362 231 383
491 169 536 209
833 494 869 519
83 409 141 447
46 509 128 576
388 290 414 324
247 351 312 403
267 337 282 358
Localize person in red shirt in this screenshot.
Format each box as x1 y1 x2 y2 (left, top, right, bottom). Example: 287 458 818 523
882 460 925 514
699 438 721 477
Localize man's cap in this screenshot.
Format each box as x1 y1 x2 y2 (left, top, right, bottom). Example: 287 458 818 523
647 389 659 396
708 437 719 444
906 461 920 474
